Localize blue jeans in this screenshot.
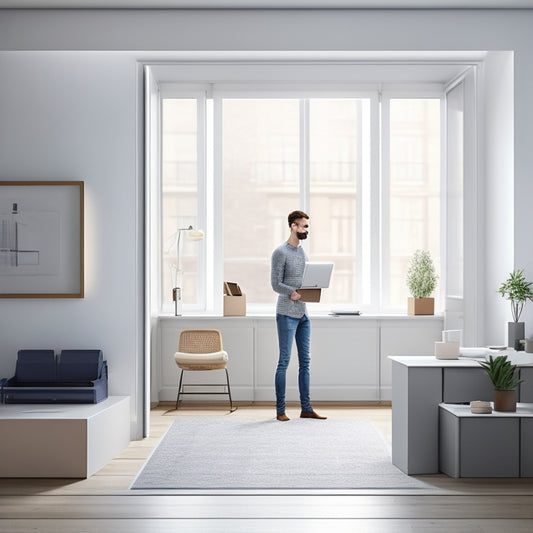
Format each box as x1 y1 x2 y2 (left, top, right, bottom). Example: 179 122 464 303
275 313 312 415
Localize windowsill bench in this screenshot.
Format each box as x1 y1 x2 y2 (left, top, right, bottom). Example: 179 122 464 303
0 396 130 478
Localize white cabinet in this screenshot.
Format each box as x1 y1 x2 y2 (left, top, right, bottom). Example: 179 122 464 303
254 319 380 402
308 320 380 401
157 315 443 403
254 322 280 402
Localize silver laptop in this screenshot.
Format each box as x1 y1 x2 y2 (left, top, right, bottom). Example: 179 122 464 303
300 262 334 289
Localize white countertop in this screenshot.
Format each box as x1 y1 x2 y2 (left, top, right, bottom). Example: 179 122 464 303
389 352 533 367
440 402 533 417
159 313 444 321
0 396 128 420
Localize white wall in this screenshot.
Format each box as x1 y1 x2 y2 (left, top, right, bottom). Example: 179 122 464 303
1 8 533 438
513 42 533 333
483 51 516 345
0 51 144 438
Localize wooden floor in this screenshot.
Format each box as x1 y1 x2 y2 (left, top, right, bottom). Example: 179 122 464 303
2 403 533 532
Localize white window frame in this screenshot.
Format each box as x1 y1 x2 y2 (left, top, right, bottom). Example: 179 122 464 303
157 84 444 315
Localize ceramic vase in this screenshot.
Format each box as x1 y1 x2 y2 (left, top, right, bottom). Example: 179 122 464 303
493 389 517 412
508 321 525 351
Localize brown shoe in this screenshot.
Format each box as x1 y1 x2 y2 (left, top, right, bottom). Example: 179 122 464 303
276 413 290 421
300 410 327 419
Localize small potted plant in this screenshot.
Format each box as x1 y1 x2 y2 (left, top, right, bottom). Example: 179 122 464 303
498 269 533 350
406 249 438 315
478 355 523 412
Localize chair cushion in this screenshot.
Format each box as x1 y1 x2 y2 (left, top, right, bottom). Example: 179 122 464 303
15 350 56 383
174 350 228 370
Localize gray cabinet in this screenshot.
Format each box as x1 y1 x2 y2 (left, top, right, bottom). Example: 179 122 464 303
442 368 493 403
439 403 533 478
391 356 533 475
519 368 533 402
391 363 442 475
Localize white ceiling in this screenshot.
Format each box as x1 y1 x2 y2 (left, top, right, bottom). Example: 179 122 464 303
0 0 531 8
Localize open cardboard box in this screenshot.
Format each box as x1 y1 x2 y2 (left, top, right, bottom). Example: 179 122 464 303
223 282 246 316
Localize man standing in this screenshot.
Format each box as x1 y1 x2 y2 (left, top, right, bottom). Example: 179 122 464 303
270 210 327 422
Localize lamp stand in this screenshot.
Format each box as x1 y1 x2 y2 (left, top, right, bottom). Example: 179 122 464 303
172 286 182 316
171 225 203 316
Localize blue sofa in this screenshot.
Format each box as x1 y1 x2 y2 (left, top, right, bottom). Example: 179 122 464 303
0 349 108 404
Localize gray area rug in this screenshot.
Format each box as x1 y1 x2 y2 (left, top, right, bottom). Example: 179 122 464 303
131 417 429 490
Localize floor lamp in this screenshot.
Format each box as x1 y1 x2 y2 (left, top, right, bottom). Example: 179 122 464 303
172 225 204 316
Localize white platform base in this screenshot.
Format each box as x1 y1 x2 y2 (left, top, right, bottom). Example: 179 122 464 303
0 396 130 478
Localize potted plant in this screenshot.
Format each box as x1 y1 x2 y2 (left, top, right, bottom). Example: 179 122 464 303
478 355 523 412
498 269 533 350
406 249 438 315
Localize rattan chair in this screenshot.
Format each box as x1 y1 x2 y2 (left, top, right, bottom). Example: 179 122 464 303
173 329 236 412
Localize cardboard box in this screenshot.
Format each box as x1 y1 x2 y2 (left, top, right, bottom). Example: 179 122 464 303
296 288 322 302
224 282 246 316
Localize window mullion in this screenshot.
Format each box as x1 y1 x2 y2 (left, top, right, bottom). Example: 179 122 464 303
379 92 391 312
300 99 310 211
360 94 379 308
203 94 214 313
212 95 224 315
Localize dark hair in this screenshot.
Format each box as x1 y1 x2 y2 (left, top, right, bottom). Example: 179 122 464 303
288 210 309 227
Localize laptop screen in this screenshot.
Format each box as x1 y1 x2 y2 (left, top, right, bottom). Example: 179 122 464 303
300 262 334 289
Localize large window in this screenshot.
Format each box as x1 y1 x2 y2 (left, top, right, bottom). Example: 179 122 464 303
385 97 441 309
160 86 441 314
161 99 202 307
222 98 366 306
222 99 300 304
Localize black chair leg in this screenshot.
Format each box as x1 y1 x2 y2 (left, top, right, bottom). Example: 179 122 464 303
175 368 236 412
175 369 184 410
225 368 237 413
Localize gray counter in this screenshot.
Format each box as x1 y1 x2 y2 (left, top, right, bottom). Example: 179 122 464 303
390 354 533 474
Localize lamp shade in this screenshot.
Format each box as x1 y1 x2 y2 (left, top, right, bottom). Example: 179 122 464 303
188 228 204 241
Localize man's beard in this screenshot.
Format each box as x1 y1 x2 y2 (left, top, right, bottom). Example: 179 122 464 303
296 232 308 240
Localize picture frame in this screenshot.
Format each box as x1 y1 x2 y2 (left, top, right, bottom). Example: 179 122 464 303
0 181 84 298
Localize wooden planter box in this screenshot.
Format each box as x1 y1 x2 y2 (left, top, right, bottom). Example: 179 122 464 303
408 297 434 315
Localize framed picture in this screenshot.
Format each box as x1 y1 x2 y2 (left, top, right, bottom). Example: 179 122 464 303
0 181 84 298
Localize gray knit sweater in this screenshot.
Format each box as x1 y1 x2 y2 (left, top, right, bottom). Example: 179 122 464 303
270 241 308 318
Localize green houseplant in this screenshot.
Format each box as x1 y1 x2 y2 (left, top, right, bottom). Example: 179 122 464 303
478 355 523 411
406 250 438 315
498 269 533 350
